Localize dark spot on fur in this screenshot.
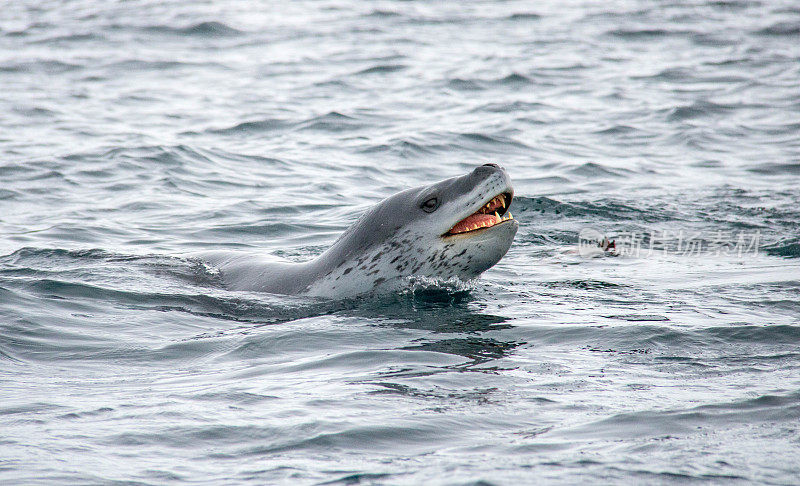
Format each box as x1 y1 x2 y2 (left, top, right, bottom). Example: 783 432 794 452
343 267 352 275
374 277 386 285
455 249 467 257
390 255 401 263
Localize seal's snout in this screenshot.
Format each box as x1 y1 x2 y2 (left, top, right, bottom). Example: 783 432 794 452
471 163 512 192
473 163 505 176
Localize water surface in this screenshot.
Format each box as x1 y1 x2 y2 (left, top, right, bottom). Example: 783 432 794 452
2 0 800 484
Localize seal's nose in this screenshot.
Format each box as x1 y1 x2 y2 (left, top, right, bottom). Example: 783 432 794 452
474 163 504 176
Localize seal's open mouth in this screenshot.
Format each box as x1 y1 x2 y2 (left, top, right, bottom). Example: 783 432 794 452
445 192 514 236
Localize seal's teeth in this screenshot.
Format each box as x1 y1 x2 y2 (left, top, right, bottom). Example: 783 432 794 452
508 212 513 219
500 195 506 209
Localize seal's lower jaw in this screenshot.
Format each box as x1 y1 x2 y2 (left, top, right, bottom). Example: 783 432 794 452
444 192 514 237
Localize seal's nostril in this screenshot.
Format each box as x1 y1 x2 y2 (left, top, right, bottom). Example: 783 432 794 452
483 163 500 168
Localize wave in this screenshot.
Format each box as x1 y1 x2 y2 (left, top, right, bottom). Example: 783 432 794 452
513 196 660 222
507 13 542 20
365 9 402 18
747 163 800 175
296 111 367 132
353 64 406 75
140 21 243 37
555 390 800 440
763 239 800 258
205 118 291 136
358 138 442 157
0 60 81 73
665 100 736 122
446 73 533 91
496 73 534 85
29 33 105 44
473 101 547 113
608 28 697 38
756 22 800 36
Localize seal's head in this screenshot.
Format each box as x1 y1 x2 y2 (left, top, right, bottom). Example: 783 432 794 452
308 164 518 296
403 163 517 277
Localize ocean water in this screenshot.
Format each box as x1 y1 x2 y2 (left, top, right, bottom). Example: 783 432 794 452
2 0 800 484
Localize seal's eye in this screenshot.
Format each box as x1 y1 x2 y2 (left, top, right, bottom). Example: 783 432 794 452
421 197 439 213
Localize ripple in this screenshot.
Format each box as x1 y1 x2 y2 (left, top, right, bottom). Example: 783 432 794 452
103 59 228 71
143 21 243 37
358 138 441 157
568 162 628 178
747 163 800 175
605 314 670 322
354 64 406 75
756 22 800 36
495 73 534 85
446 78 485 91
515 196 660 221
708 0 753 9
507 13 542 20
457 132 529 150
0 60 80 73
666 100 735 121
608 28 696 38
403 337 521 363
365 9 401 18
296 111 366 132
206 118 290 136
29 33 104 44
763 239 800 258
557 391 800 440
473 101 546 113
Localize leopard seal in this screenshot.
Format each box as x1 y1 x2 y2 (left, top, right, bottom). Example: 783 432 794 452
199 164 518 298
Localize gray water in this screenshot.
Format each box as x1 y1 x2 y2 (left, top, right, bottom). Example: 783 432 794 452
2 0 800 484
